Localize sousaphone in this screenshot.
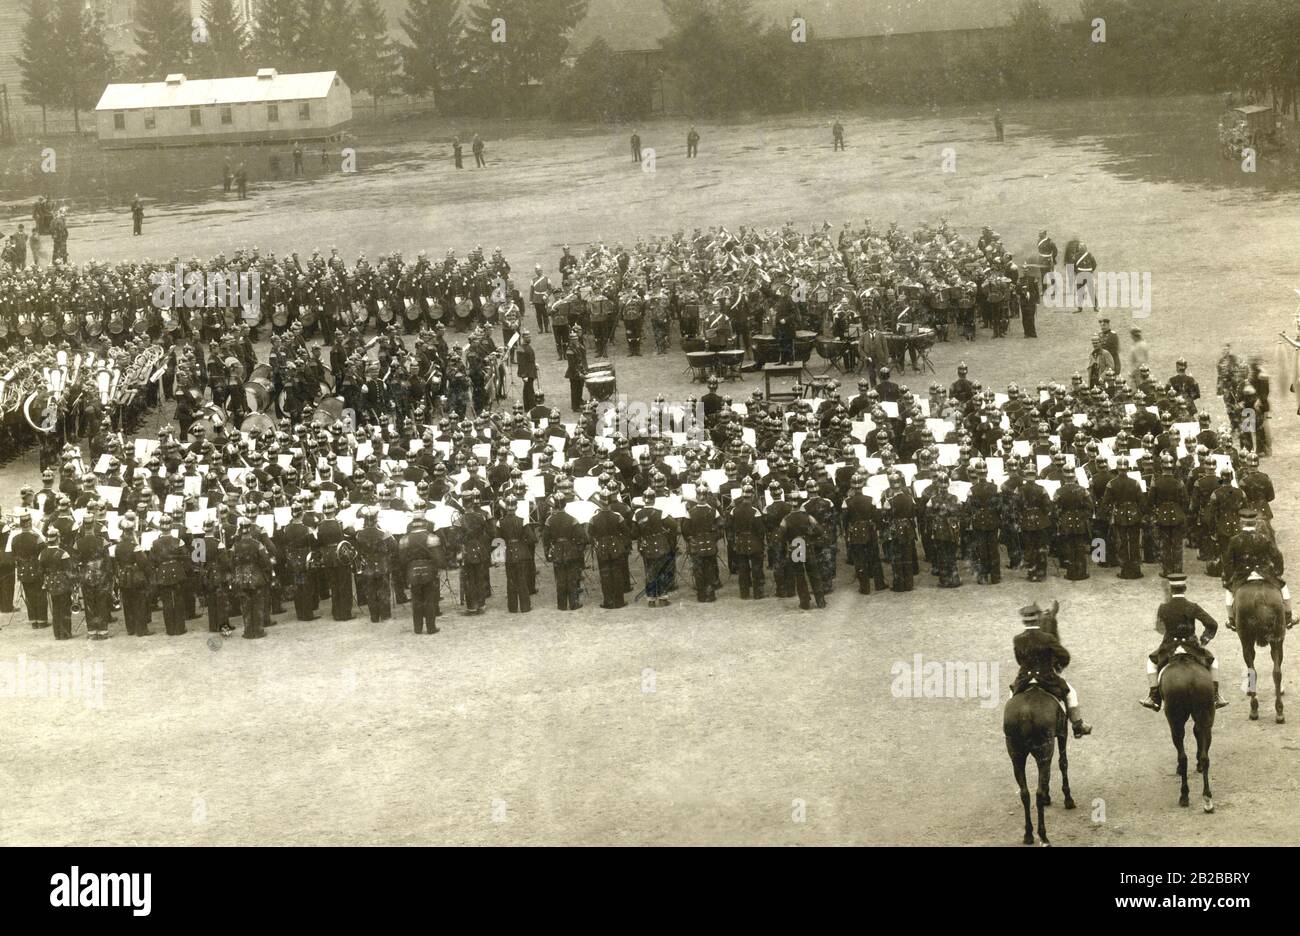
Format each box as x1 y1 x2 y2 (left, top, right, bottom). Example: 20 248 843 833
23 388 56 433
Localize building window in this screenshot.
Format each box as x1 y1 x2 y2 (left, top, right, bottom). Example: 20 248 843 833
190 107 202 127
113 112 125 130
298 101 311 120
268 103 279 123
143 110 155 130
221 105 233 125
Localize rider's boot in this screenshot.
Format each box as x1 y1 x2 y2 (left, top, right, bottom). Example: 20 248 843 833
1067 706 1092 737
1139 686 1162 711
1213 681 1230 709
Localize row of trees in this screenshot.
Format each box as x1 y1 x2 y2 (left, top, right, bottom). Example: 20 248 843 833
15 0 1300 133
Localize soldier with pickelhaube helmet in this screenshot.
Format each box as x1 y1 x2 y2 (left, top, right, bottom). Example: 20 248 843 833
231 517 274 639
400 513 445 634
316 500 355 621
355 505 396 622
115 512 155 636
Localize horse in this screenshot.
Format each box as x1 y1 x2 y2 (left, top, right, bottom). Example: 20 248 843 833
1232 577 1288 723
1159 654 1215 812
1003 600 1074 846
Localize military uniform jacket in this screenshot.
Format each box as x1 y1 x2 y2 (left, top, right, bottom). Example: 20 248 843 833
400 530 445 584
634 508 677 559
779 509 822 554
231 537 273 591
456 510 496 564
1239 470 1275 519
1015 481 1054 531
497 514 538 563
38 545 77 595
280 521 316 572
681 504 721 557
1220 530 1284 590
842 494 882 544
1155 597 1217 644
1014 626 1071 676
1054 483 1094 535
11 529 45 583
317 519 351 566
151 533 190 585
1147 474 1188 527
728 500 766 554
355 526 396 576
805 495 838 541
763 501 795 542
967 481 1001 530
544 511 588 562
928 491 963 542
1102 474 1144 526
1208 485 1246 538
590 509 630 560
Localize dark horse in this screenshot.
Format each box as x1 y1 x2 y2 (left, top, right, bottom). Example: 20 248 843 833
1160 655 1215 812
1003 601 1073 845
1232 579 1289 723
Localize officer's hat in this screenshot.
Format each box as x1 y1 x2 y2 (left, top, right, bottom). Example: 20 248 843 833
1166 572 1188 592
18 512 32 526
1240 509 1258 528
1019 603 1042 624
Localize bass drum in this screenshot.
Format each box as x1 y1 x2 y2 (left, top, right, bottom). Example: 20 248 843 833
377 300 395 323
240 412 277 434
62 314 80 337
40 318 58 338
352 302 369 326
85 316 103 338
272 304 290 328
187 402 227 441
301 304 318 327
454 296 473 320
403 299 422 322
310 397 345 428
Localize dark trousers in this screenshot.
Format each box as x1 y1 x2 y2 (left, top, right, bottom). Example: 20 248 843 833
83 587 111 634
49 591 72 639
970 529 1001 583
22 581 46 624
1021 530 1049 581
597 558 626 608
239 589 267 638
569 377 584 412
1062 534 1090 581
123 588 152 635
328 565 354 620
933 541 961 587
735 552 765 598
362 575 391 621
159 586 186 635
461 562 487 611
506 562 531 612
206 588 229 632
643 554 673 600
0 563 14 612
1115 525 1143 578
554 560 582 610
534 301 550 332
848 542 888 593
690 554 719 601
410 579 440 633
293 579 316 620
789 560 823 609
1156 524 1185 576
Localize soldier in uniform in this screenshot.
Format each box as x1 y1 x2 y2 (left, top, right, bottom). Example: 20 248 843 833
764 481 795 597
1102 456 1145 580
498 495 537 613
1138 574 1229 711
1011 603 1093 738
317 502 355 621
455 489 494 614
231 518 274 639
966 458 1002 584
728 484 766 599
779 492 826 610
115 515 155 636
150 518 191 635
355 506 396 622
281 504 318 620
11 513 47 628
1054 472 1094 581
804 479 839 592
197 519 230 634
1014 463 1054 582
680 492 721 602
38 528 76 640
544 492 588 611
1148 453 1188 577
635 488 678 607
589 492 630 609
565 327 587 412
400 515 445 634
1221 510 1291 626
882 471 919 592
927 472 963 588
843 472 888 594
1206 468 1245 577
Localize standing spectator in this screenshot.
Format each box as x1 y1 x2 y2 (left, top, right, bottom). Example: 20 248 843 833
993 107 1005 142
12 224 28 267
222 158 233 193
472 133 486 168
452 136 464 169
832 119 845 151
686 125 700 157
131 196 144 236
51 208 68 264
631 130 642 163
293 141 304 176
236 163 248 199
28 226 42 268
1128 327 1149 375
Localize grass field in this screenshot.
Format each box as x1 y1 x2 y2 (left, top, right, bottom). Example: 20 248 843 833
2 95 1300 846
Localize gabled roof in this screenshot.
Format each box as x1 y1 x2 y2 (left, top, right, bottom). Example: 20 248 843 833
96 71 342 111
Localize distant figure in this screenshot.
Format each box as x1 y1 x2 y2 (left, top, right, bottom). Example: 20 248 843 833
292 141 304 176
320 146 328 166
222 158 233 193
631 130 642 163
832 119 845 151
686 125 700 158
236 163 248 199
993 107 1005 142
130 196 144 236
472 133 485 168
28 227 42 268
52 208 68 264
452 136 464 169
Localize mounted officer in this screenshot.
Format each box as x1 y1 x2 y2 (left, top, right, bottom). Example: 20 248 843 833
1139 574 1228 711
1011 602 1093 738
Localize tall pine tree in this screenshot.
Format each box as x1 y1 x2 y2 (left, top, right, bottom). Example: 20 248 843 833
322 0 360 86
249 0 304 71
134 0 194 80
352 0 401 111
52 0 115 132
463 0 587 113
194 0 250 78
399 0 463 99
297 0 330 71
16 0 61 134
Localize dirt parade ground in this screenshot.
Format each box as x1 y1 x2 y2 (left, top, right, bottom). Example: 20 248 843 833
2 96 1299 846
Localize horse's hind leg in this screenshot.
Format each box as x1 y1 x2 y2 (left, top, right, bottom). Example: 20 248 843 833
1170 717 1190 807
1272 640 1285 724
1009 744 1033 845
1034 748 1053 846
1057 733 1075 809
1242 635 1259 721
1194 719 1213 813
